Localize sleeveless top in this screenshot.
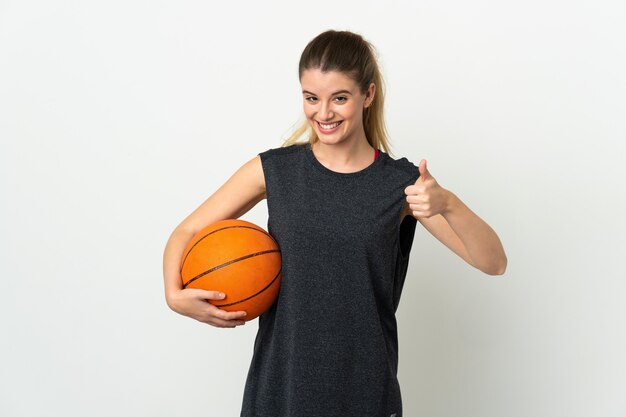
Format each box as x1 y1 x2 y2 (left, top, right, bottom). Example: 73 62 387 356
241 143 420 417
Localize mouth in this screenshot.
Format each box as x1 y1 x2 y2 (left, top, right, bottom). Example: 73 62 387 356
316 120 343 133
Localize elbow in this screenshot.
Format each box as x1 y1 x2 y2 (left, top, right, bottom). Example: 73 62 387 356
471 251 507 276
488 264 507 276
484 255 507 276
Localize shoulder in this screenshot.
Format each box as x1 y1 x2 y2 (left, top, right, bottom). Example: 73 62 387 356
259 143 307 162
381 153 421 183
234 154 266 191
385 154 419 174
259 144 308 177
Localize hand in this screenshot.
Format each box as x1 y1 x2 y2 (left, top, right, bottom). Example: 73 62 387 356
167 288 247 328
404 159 451 219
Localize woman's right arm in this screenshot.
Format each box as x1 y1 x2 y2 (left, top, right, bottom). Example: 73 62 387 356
162 155 266 328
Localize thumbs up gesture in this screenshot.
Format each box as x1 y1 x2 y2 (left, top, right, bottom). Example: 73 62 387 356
404 159 451 218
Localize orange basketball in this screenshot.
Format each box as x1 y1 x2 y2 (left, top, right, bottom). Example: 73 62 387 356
180 219 282 321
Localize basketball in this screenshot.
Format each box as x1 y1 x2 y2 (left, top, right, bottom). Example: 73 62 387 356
180 219 282 321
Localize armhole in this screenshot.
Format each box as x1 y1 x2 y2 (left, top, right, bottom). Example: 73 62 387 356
258 152 270 201
399 215 417 258
393 198 418 312
397 166 420 258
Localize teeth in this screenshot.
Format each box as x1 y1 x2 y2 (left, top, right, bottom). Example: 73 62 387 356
320 121 341 130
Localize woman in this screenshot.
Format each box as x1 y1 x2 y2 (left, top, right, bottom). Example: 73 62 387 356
163 30 506 417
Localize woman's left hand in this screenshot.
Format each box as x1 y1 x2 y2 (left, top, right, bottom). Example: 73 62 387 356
404 159 508 275
404 160 451 218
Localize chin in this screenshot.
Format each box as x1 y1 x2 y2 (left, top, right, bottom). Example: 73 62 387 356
315 135 344 146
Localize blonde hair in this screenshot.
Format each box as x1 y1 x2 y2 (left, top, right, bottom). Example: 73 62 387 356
282 30 393 155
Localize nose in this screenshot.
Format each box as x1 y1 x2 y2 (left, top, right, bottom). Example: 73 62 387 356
318 101 334 121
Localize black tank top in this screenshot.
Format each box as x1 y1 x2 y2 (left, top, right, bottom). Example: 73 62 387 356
241 143 420 417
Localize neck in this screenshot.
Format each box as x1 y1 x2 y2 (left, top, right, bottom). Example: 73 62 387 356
311 134 375 173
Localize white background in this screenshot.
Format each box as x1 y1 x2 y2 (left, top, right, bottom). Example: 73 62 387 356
1 1 625 416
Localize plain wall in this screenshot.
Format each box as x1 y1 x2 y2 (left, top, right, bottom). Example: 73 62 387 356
1 1 625 416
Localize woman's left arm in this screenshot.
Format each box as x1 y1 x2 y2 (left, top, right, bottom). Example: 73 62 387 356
404 160 507 276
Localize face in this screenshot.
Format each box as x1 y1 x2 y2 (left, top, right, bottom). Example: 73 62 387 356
300 69 375 147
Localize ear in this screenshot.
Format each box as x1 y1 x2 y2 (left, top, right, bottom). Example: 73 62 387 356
364 82 376 108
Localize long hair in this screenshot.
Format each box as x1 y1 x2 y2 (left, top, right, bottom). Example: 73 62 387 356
282 30 392 155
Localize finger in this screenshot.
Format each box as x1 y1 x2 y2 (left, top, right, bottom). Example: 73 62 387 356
409 202 429 212
411 209 432 218
418 159 431 182
204 307 247 326
404 184 426 195
209 305 248 321
223 310 248 321
186 288 226 301
406 195 426 204
208 317 246 328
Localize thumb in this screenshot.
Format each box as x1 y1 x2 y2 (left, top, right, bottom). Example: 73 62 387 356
188 288 226 301
417 159 432 182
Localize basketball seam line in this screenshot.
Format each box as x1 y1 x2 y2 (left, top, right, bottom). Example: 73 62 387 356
182 249 281 288
214 265 282 308
179 225 277 273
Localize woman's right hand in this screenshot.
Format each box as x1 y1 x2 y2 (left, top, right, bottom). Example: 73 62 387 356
167 288 247 328
163 155 265 328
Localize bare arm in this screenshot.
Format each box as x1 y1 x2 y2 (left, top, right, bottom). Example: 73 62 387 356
404 160 507 276
162 155 266 327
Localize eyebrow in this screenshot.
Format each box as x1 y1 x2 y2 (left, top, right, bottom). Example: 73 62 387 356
302 89 353 96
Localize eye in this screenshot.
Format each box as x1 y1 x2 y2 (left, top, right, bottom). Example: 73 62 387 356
334 96 348 103
305 96 318 103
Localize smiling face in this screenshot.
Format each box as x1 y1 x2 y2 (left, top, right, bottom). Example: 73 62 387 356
301 68 375 147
